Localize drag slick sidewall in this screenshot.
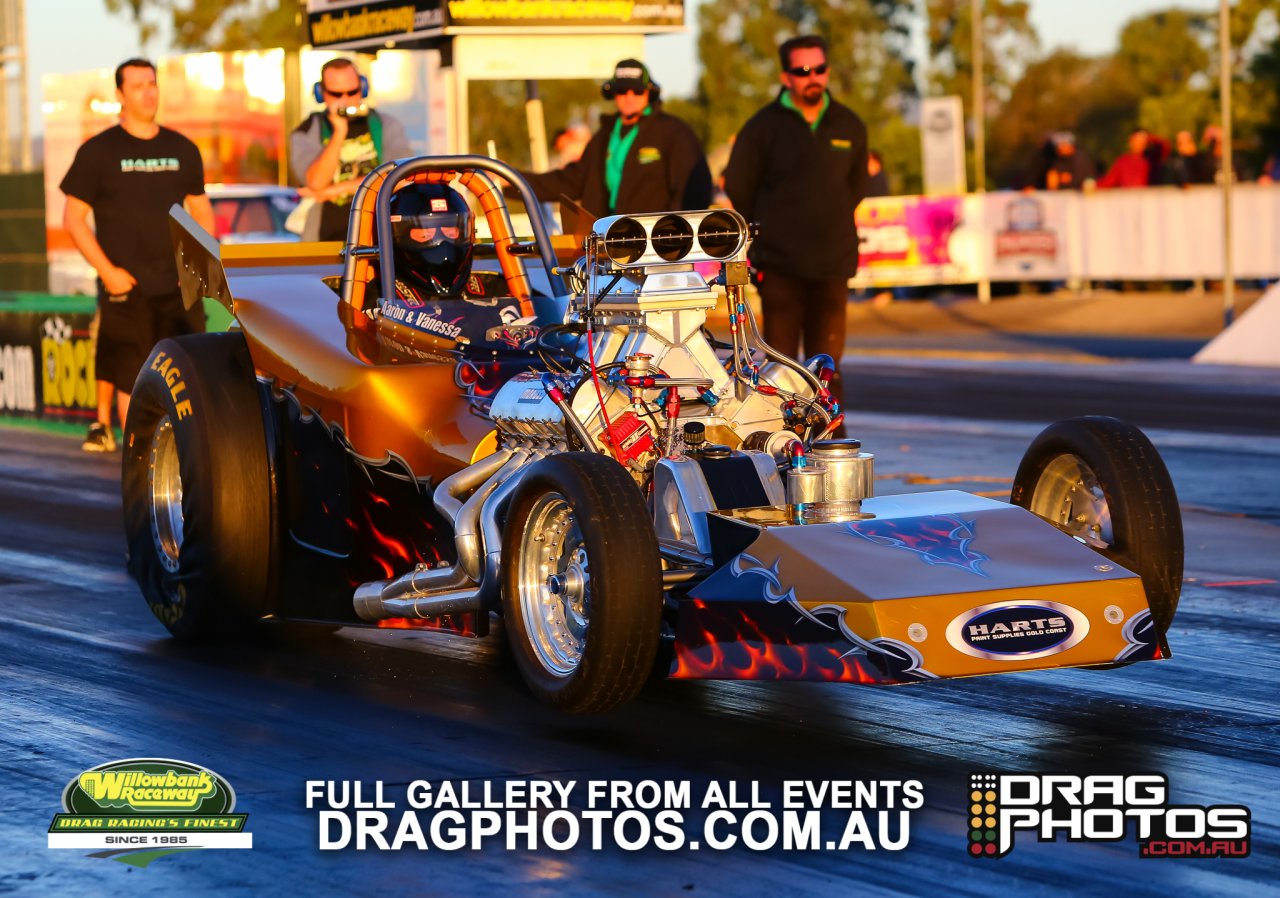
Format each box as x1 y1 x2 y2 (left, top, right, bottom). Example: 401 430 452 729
1011 415 1183 637
122 333 274 640
501 452 663 713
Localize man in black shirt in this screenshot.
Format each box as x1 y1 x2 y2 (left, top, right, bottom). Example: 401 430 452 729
60 58 214 452
519 59 711 217
724 35 869 415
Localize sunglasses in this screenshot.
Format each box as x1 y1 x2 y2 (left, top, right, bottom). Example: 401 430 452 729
324 87 363 99
786 64 829 78
612 84 648 97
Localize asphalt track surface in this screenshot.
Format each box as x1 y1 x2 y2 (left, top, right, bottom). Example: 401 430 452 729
2 359 1278 896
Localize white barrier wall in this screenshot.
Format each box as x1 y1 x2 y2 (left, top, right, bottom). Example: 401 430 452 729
851 185 1280 287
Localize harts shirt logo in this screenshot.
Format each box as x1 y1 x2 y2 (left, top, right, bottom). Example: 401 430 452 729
120 157 181 173
946 601 1089 660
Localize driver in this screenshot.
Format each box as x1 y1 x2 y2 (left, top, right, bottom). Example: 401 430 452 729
377 181 540 350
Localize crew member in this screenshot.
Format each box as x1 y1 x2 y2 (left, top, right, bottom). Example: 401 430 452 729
723 34 869 414
60 58 214 452
519 59 711 216
290 57 413 241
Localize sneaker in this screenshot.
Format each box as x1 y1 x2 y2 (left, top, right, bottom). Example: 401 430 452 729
83 422 117 453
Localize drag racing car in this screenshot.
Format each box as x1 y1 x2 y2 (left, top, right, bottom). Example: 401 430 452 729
121 156 1183 712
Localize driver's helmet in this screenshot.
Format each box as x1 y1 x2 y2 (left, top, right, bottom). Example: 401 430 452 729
390 181 475 297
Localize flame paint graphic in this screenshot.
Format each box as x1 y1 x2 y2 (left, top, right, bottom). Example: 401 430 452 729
845 514 991 577
378 614 479 637
675 553 936 682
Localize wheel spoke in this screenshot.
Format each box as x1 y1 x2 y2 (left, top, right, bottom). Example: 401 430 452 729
1029 454 1113 549
147 417 183 572
517 492 591 677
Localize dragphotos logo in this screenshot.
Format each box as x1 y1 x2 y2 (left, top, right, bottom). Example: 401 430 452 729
967 773 1250 858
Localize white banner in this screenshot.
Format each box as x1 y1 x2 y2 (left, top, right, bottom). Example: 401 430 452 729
985 192 1074 281
48 832 253 850
852 185 1280 286
920 97 967 196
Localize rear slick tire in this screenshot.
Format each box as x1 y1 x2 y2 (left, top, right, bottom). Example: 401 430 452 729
1010 416 1182 636
501 453 662 713
122 333 275 641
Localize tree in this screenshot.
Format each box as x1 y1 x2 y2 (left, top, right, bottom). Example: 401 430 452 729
986 50 1105 188
105 0 308 52
923 0 1038 189
1099 3 1279 166
923 0 1038 106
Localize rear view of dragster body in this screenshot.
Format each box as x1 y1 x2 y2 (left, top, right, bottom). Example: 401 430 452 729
121 155 1182 713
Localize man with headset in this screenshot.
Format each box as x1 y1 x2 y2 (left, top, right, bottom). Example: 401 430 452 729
290 57 413 240
519 59 711 216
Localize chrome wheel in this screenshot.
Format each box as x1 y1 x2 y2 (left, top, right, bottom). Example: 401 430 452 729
515 491 589 678
1027 453 1112 549
148 416 183 572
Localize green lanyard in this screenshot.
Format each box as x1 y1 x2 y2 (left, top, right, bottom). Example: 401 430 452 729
605 110 648 212
781 90 829 132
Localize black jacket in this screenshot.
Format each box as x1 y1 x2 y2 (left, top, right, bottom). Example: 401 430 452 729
521 105 711 217
724 91 869 279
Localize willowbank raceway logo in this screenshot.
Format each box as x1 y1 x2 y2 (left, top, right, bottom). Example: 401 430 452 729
48 759 252 867
966 773 1250 859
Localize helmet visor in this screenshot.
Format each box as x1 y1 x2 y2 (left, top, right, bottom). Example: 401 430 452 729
392 211 473 248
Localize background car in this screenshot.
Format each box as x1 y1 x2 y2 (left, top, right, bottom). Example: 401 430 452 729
49 184 301 294
207 184 301 244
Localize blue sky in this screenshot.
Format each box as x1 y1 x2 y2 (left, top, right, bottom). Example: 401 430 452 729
22 0 1221 138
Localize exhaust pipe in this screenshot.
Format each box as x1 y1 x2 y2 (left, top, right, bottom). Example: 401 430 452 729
353 442 555 622
454 448 530 581
353 563 478 621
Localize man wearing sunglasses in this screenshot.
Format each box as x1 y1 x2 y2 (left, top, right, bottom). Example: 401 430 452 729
519 59 711 217
724 35 869 422
290 57 412 240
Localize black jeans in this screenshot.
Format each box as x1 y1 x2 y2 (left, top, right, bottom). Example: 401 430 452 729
756 270 849 408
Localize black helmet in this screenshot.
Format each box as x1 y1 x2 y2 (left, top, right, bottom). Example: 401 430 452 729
390 182 474 297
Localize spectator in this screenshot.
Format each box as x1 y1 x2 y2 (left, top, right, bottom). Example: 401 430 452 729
1259 152 1280 184
1144 133 1172 185
1164 130 1212 187
723 34 869 416
1096 128 1154 188
60 58 214 452
1026 134 1058 190
1202 125 1252 183
518 59 711 216
290 57 412 241
1046 132 1096 190
866 149 890 197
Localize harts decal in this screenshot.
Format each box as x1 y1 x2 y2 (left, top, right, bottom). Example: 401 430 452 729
946 601 1089 660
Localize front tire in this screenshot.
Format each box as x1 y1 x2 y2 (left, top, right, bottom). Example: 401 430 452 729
501 453 662 713
122 333 275 640
1010 416 1182 636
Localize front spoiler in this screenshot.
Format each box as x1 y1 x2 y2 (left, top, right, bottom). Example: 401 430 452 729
668 491 1167 683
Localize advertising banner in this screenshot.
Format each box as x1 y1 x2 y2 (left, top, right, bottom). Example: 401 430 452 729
306 0 684 48
920 96 967 196
852 195 984 287
0 299 97 425
985 191 1073 281
852 187 1280 287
